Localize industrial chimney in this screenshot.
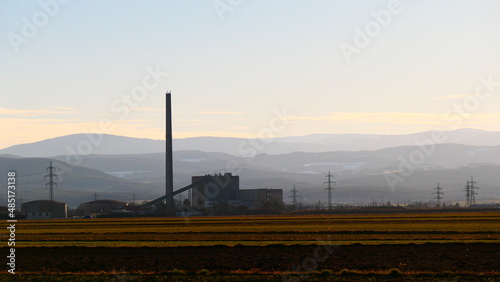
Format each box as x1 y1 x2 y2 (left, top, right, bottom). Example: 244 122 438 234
165 92 174 212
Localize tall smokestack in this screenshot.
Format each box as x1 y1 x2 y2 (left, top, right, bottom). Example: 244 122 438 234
166 92 174 213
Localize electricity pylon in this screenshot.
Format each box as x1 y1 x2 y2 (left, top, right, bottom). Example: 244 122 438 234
324 171 336 210
433 183 443 207
44 162 58 219
289 184 301 209
468 177 478 207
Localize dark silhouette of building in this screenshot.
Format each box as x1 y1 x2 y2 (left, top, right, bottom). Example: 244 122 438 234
240 188 283 209
76 199 127 216
191 173 240 209
22 200 67 219
190 173 282 210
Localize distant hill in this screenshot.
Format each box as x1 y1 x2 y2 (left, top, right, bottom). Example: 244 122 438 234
0 130 498 207
9 144 495 207
0 134 164 158
0 157 163 208
1 129 500 157
176 129 500 155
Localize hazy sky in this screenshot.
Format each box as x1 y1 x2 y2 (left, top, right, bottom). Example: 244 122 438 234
2 0 500 149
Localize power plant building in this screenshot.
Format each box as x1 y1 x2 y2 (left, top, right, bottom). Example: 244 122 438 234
190 173 283 210
191 173 240 209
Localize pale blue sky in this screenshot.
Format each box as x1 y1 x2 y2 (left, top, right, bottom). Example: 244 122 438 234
1 0 500 148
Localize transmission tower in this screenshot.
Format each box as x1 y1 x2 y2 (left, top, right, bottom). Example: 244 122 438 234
323 171 336 210
44 162 58 219
464 177 478 207
464 180 470 207
433 183 444 207
93 191 98 201
469 176 478 207
289 184 301 209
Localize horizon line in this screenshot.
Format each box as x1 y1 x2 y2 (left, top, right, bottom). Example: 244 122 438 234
0 127 495 150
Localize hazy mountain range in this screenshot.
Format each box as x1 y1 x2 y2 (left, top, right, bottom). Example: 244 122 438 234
0 129 499 208
2 128 500 157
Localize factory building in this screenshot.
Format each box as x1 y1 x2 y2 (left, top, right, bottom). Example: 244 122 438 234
22 200 68 219
76 199 127 216
191 173 240 209
240 188 283 209
190 173 282 210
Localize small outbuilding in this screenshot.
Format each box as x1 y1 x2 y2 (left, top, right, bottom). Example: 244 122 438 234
76 199 127 216
240 188 283 209
22 200 68 219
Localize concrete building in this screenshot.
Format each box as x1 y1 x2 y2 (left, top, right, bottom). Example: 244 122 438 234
76 199 127 216
191 173 240 209
240 189 283 209
22 200 68 219
190 173 283 210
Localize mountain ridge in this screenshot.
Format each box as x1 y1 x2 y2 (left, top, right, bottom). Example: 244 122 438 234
2 129 500 157
1 143 498 208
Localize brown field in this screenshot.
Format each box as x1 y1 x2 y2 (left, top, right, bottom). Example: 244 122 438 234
10 243 499 273
13 211 500 246
2 210 499 280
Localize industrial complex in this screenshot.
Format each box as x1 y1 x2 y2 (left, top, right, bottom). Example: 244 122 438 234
190 173 282 210
18 172 282 218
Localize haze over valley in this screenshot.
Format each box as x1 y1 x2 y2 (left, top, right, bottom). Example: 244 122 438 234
1 129 499 208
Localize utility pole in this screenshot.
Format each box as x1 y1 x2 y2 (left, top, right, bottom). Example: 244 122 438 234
44 162 58 219
289 184 301 209
433 183 443 207
324 171 335 210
